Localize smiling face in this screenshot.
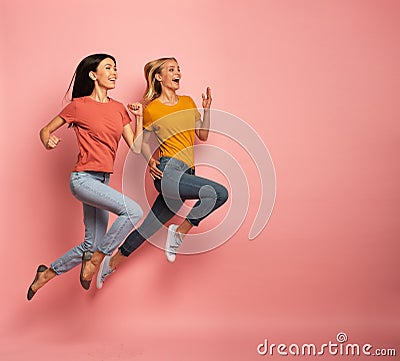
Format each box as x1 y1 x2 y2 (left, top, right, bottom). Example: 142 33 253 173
155 59 181 91
90 57 118 90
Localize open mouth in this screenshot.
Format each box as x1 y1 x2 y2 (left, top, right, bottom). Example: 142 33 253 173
172 78 180 84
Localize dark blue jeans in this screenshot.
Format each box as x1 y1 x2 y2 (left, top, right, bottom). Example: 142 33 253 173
119 157 228 256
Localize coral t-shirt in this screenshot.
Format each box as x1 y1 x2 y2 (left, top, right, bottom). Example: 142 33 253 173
143 96 201 168
59 96 131 173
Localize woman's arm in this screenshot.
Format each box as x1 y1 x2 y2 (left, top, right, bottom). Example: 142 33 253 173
39 116 66 150
122 117 143 154
123 102 143 153
195 87 212 141
142 130 163 180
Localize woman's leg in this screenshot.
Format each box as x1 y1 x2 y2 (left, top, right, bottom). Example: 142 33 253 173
71 172 143 281
96 192 182 288
50 202 109 275
70 172 143 255
160 159 228 261
28 172 142 296
101 158 229 273
118 193 182 256
97 158 229 283
27 173 111 298
160 165 229 227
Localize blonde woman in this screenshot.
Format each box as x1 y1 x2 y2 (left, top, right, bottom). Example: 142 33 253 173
94 57 228 288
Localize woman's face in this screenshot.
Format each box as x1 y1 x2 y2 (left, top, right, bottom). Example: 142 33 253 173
91 58 118 90
157 60 181 91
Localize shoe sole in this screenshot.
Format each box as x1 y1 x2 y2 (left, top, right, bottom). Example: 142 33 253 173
96 256 108 289
166 224 178 262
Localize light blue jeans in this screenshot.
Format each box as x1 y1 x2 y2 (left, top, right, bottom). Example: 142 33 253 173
50 171 143 274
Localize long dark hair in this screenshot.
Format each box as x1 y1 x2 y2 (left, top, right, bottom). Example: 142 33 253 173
65 53 116 100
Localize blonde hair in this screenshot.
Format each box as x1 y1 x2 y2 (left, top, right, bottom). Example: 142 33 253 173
143 57 178 104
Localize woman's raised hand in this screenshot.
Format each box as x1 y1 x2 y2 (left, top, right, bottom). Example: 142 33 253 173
202 87 212 109
128 102 143 117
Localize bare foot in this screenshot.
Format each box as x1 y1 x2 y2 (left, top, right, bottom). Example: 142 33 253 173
82 251 105 281
109 250 126 270
31 268 57 291
27 267 57 300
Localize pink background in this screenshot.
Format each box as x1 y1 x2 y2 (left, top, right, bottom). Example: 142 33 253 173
1 0 399 360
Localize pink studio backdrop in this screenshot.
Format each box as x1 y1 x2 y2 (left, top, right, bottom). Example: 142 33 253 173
1 0 399 360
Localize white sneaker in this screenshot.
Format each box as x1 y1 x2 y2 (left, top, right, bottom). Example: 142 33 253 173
96 255 114 289
165 224 183 262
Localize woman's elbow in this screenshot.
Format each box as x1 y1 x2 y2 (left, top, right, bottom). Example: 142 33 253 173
39 126 47 137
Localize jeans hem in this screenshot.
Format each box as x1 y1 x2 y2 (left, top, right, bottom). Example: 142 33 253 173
186 217 199 227
118 246 131 257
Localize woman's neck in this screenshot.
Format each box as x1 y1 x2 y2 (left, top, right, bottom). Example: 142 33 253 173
89 87 109 103
158 89 178 105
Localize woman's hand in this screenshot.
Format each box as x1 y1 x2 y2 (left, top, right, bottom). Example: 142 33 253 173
125 103 143 153
148 158 163 180
46 135 61 149
202 87 212 109
128 102 143 117
40 116 65 150
195 87 212 141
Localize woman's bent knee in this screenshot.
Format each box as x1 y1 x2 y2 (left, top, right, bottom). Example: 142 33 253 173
124 199 143 223
217 185 229 206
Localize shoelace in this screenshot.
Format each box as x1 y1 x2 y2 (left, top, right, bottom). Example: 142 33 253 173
170 232 183 251
101 269 114 282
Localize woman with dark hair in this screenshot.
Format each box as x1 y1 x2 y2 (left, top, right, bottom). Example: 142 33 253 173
94 57 229 289
27 54 143 300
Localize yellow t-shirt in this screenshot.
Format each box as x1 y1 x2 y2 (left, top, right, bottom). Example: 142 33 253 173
143 95 201 168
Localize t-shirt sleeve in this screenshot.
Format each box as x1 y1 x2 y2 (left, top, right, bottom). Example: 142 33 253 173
121 106 131 126
143 106 153 131
188 97 201 120
58 101 76 124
